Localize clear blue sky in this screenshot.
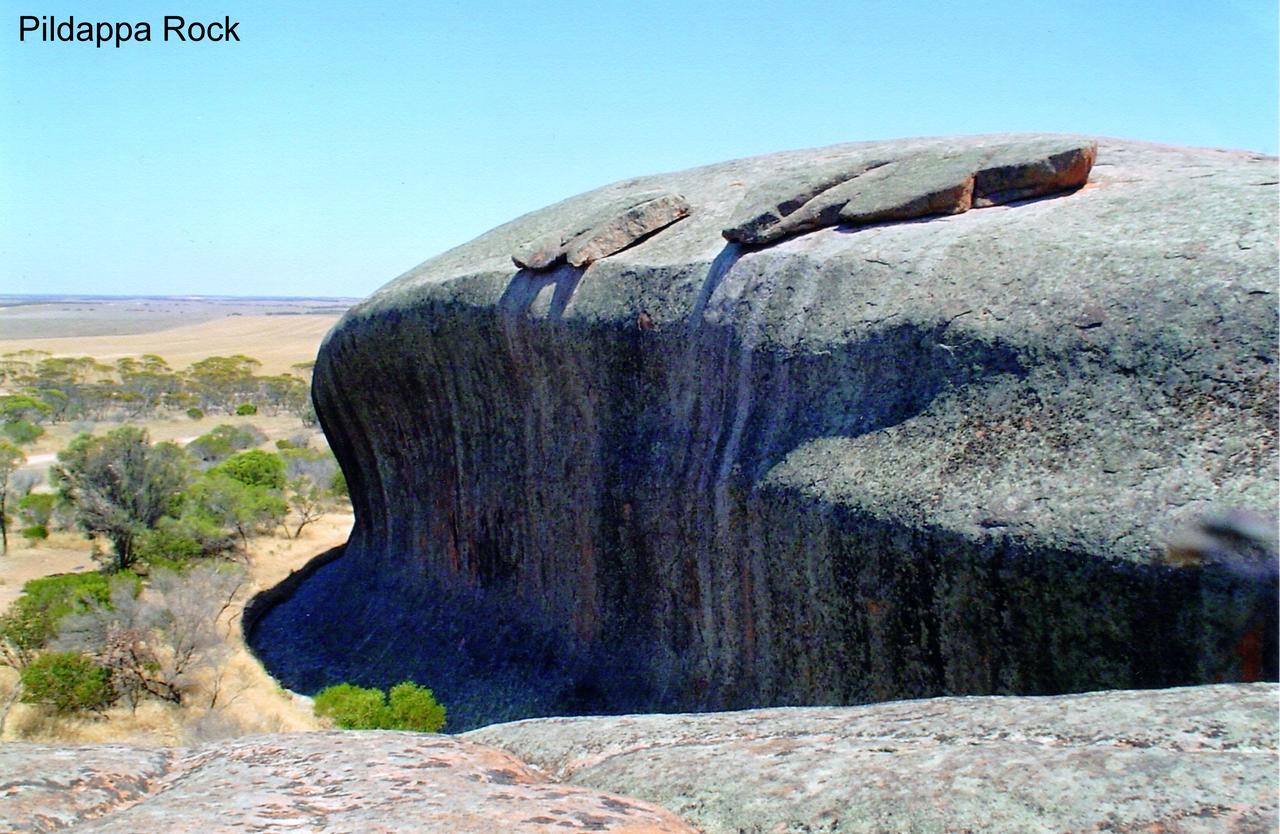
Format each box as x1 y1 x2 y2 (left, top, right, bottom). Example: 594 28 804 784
3 0 1277 298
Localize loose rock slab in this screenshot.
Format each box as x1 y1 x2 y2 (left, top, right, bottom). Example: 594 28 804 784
513 191 690 270
470 683 1280 834
0 732 695 833
722 137 1097 244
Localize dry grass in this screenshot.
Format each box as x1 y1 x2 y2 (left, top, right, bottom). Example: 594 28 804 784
0 313 339 375
0 514 354 745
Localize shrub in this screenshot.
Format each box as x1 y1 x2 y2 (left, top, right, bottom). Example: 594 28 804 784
18 492 56 530
234 403 258 416
54 564 245 707
186 424 266 464
0 572 140 670
186 407 205 420
330 469 348 498
388 682 447 732
21 524 48 543
313 683 390 729
20 651 115 714
313 681 445 732
214 450 286 490
134 522 216 566
1 419 44 445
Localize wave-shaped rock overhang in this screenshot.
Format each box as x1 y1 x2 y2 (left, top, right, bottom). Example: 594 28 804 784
260 135 1278 732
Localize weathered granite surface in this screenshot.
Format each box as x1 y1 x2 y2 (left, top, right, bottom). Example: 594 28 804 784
248 134 1279 730
5 685 1271 833
0 732 695 833
470 683 1280 834
513 190 690 270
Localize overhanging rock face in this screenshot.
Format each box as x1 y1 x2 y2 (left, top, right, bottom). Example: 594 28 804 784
249 135 1279 732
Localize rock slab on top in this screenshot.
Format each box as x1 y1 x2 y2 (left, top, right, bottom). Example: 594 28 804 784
722 137 1097 244
513 191 690 270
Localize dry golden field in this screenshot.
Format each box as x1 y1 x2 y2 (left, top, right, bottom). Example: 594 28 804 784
0 313 341 376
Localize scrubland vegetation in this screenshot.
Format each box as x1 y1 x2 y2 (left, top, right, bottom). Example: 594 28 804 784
0 349 396 743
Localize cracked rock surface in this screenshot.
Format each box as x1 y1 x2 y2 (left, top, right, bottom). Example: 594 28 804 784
513 191 690 269
0 732 695 833
470 683 1280 834
5 685 1271 833
722 137 1097 244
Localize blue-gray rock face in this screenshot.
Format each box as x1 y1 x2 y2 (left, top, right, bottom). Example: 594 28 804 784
248 135 1278 731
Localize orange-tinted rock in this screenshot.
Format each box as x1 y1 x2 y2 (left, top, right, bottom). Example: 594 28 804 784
972 138 1098 206
0 732 696 833
721 137 1097 244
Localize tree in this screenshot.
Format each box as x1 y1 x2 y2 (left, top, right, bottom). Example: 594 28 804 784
186 423 266 464
0 440 25 554
214 449 286 490
185 355 262 413
0 394 52 443
278 449 338 537
286 477 328 539
187 472 286 551
54 565 244 708
52 427 190 572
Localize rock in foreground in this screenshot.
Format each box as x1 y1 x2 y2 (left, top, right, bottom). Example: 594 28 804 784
470 683 1280 834
0 732 695 833
5 685 1272 833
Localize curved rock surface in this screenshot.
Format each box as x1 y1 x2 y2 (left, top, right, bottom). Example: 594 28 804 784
0 732 694 833
470 682 1280 834
248 134 1278 730
4 685 1273 833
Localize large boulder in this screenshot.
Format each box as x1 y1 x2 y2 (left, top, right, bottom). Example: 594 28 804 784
470 682 1280 834
248 134 1278 731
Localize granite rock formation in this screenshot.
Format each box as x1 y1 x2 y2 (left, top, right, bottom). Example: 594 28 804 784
5 685 1275 833
0 732 695 833
470 682 1280 834
248 134 1279 731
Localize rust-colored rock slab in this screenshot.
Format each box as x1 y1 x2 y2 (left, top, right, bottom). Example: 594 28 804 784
0 732 696 833
721 137 1097 245
973 138 1098 206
